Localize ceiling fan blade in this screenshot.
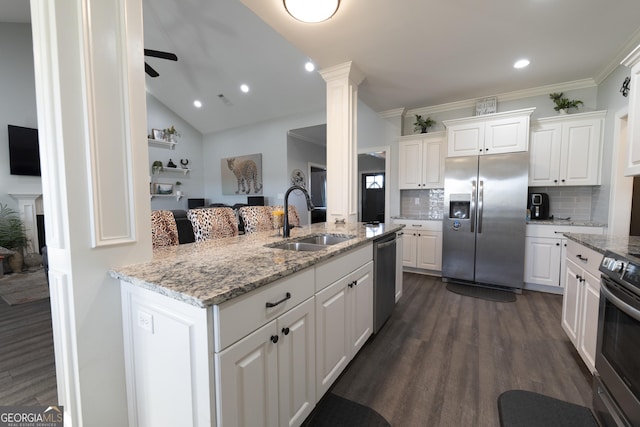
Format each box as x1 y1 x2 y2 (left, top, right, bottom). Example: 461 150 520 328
144 49 178 61
145 62 159 78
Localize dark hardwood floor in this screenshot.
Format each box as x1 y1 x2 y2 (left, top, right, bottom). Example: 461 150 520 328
0 297 57 405
0 273 593 425
330 273 594 426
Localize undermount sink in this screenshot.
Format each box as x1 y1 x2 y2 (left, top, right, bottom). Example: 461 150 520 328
267 234 355 251
295 234 354 246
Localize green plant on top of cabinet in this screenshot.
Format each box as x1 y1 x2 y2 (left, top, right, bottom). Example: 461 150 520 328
529 110 605 186
398 132 445 189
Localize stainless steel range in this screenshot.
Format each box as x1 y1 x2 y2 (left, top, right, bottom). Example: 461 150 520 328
594 250 640 427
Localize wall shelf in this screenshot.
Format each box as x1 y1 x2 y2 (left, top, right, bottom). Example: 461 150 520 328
153 167 191 176
148 138 176 149
150 194 183 201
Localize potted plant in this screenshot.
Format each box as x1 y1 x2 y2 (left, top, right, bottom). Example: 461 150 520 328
163 125 180 142
549 92 583 114
414 115 436 133
152 160 163 174
0 204 28 273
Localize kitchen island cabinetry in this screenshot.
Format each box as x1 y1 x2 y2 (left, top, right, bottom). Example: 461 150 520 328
561 239 601 373
393 219 442 274
315 260 373 397
114 223 389 427
443 108 534 157
397 132 445 189
529 111 605 186
524 224 603 293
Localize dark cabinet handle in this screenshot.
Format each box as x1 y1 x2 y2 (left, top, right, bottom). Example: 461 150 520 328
556 243 560 246
576 254 588 262
576 274 582 281
270 335 279 344
348 281 355 288
554 179 558 183
561 179 566 183
266 292 291 308
282 327 290 336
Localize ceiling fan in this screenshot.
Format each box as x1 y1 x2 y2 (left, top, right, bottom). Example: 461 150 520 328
144 49 178 78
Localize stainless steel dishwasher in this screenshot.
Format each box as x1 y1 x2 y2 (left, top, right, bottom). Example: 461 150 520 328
373 232 397 333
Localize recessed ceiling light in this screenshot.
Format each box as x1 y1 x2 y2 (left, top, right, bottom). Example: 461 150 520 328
305 61 315 72
514 59 530 69
283 0 340 23
240 84 250 93
193 100 202 108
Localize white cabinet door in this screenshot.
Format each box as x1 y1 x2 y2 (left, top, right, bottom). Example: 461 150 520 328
484 114 529 155
447 122 484 157
561 259 581 346
578 271 600 373
315 279 349 398
277 297 316 427
524 237 562 287
529 123 562 186
402 231 417 268
398 139 423 189
624 49 640 175
529 112 604 186
560 118 602 185
423 139 445 188
217 321 279 427
395 232 404 302
416 232 442 271
348 262 373 358
398 135 445 189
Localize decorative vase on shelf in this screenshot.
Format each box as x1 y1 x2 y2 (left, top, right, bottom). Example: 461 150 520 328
168 134 177 143
558 109 568 115
421 127 428 133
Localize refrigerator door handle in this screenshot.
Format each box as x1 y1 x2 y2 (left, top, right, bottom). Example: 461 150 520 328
470 180 476 233
478 180 484 233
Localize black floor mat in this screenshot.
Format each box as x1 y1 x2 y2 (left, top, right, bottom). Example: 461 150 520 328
498 390 599 427
302 393 390 427
446 282 517 302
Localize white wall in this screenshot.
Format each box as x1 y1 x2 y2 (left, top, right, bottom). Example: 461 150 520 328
593 65 633 224
357 100 400 217
0 23 41 210
202 111 326 206
287 136 326 225
146 93 205 211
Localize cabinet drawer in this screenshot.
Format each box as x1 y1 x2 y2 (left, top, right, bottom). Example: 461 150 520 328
315 244 372 292
213 268 315 352
566 240 602 277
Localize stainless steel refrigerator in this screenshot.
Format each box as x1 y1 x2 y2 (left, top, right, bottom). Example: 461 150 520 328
442 152 528 290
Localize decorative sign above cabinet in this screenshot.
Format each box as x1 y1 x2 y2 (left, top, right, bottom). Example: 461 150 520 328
475 97 497 116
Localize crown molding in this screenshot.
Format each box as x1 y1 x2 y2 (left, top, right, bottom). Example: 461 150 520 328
378 108 405 119
405 79 597 118
596 27 640 82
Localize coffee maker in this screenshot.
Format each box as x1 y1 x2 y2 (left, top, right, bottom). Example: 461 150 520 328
529 193 550 220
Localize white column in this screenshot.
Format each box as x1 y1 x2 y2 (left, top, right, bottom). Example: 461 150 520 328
320 62 365 223
9 193 41 253
30 0 151 425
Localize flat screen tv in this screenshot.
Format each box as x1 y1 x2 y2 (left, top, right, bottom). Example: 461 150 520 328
8 125 41 176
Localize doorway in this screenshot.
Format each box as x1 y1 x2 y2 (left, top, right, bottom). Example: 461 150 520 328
309 165 327 223
361 173 385 222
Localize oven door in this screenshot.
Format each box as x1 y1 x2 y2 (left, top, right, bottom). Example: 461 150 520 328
594 275 640 426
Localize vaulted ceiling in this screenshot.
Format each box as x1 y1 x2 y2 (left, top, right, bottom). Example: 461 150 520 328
4 0 640 136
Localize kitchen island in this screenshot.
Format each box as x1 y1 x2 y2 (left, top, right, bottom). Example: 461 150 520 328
564 232 640 258
110 221 403 427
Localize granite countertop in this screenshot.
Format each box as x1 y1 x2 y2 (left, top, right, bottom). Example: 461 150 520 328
109 222 403 308
564 233 640 259
527 219 607 227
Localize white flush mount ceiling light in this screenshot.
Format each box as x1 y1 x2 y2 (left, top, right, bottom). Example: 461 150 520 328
240 84 250 93
193 100 202 108
514 59 530 69
305 61 315 72
283 0 340 23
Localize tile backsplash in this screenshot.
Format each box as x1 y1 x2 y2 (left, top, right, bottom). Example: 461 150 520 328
401 186 597 221
400 189 444 219
528 186 594 220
